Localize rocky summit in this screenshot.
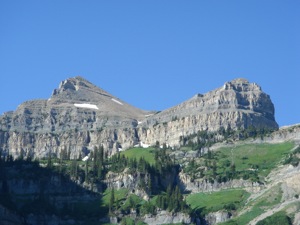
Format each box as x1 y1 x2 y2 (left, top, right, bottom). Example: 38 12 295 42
0 76 278 159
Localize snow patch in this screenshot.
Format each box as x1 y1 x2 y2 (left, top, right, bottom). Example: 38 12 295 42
134 142 151 148
111 98 123 105
74 103 99 110
138 121 142 124
160 143 170 149
82 156 89 161
141 142 150 148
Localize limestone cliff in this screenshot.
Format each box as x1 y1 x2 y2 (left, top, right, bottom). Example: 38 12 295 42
0 76 146 158
0 77 278 158
137 78 278 146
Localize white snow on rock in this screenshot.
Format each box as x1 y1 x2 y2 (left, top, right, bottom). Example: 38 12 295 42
141 142 150 148
82 156 89 161
74 103 99 110
134 142 150 148
111 98 123 105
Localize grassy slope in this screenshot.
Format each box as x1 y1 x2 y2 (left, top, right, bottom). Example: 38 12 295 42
185 142 295 224
61 141 294 224
101 188 129 206
186 189 250 215
120 147 156 165
219 182 284 224
216 142 294 177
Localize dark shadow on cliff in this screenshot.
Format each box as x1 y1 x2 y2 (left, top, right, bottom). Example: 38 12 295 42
0 157 108 224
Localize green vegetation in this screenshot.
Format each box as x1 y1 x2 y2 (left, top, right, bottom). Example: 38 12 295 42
256 211 292 225
155 184 189 213
283 145 300 167
0 156 107 222
216 142 294 177
102 188 129 206
186 189 249 215
121 147 156 165
180 126 274 150
182 142 294 183
254 185 282 207
120 217 135 225
0 127 297 225
220 184 283 225
219 207 264 225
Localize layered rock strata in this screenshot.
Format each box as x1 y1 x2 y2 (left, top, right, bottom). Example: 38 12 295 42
0 77 279 158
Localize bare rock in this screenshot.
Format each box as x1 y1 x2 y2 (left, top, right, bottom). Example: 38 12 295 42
143 210 191 225
137 78 278 147
0 77 279 159
205 210 231 225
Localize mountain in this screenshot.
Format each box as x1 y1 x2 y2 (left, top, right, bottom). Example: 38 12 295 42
142 78 277 130
1 76 300 225
2 76 148 133
138 78 278 146
0 76 278 159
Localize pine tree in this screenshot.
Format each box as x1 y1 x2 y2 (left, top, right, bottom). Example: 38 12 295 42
212 160 217 178
85 159 89 183
47 151 52 169
155 141 160 149
92 146 97 173
147 174 152 195
99 145 104 165
109 187 115 213
97 161 102 179
70 160 78 177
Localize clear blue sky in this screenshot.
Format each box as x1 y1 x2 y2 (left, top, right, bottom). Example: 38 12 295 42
0 1 299 127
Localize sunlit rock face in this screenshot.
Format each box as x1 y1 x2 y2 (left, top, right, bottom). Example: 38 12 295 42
0 77 278 158
137 78 278 146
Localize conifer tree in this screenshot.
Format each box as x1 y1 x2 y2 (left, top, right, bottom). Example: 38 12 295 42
109 187 115 213
85 159 89 182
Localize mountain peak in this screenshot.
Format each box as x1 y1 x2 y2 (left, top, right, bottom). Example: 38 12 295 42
51 76 112 103
54 76 96 93
0 76 280 161
231 78 249 83
223 78 261 92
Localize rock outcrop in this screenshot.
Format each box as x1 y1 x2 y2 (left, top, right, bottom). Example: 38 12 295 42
178 171 263 194
205 211 232 225
142 210 192 225
0 77 279 159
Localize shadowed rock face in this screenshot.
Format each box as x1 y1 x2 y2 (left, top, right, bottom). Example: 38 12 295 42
0 77 278 158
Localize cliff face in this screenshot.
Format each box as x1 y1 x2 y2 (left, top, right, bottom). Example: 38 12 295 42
0 77 278 158
137 78 278 146
0 76 146 158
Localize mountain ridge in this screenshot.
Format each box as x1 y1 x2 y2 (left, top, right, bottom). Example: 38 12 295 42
0 76 279 159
